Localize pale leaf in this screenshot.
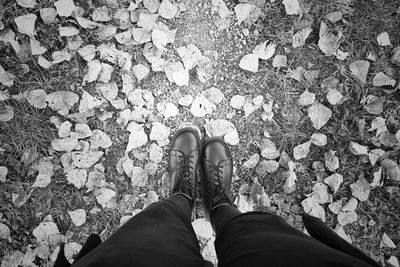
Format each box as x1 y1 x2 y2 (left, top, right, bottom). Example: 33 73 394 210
308 102 332 130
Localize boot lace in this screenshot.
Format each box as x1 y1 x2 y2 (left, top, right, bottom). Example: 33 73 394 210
207 161 231 205
173 151 195 194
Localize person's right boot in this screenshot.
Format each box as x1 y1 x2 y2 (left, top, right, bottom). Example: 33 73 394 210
200 138 233 219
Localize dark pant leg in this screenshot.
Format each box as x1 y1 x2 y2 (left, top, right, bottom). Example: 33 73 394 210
213 210 380 267
72 195 213 267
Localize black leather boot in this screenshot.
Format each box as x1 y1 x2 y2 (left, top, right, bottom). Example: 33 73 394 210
168 127 201 207
200 138 234 218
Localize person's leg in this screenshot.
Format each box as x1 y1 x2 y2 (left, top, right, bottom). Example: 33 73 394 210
71 128 212 267
200 138 379 267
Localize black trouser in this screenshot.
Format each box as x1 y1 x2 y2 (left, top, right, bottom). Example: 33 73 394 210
55 195 380 267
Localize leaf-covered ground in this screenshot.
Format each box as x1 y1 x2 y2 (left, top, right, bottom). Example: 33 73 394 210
1 0 400 266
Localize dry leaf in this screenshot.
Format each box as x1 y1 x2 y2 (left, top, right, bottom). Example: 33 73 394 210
72 151 104 168
380 233 397 248
0 223 11 241
349 60 369 84
272 55 287 68
40 8 57 24
176 44 203 70
293 141 311 160
59 26 79 37
158 0 179 19
308 102 332 130
311 133 327 146
292 27 312 48
380 159 400 182
76 16 100 29
32 221 59 242
282 0 301 15
68 209 86 226
239 53 258 72
92 6 112 22
27 89 47 109
298 90 315 106
95 188 116 208
318 22 342 56
326 90 343 105
131 167 149 187
132 64 150 81
350 178 371 201
324 173 343 193
18 0 37 8
144 0 161 13
326 11 342 23
14 14 37 36
338 211 358 226
132 28 152 44
32 159 54 188
30 38 47 55
96 82 118 101
377 32 391 46
190 94 216 117
52 49 71 64
0 105 14 122
172 68 189 86
234 4 253 24
0 166 7 182
78 90 103 113
66 169 87 189
253 41 276 60
342 197 358 212
192 218 213 239
137 13 159 30
349 142 368 155
51 137 78 152
325 150 339 171
89 129 112 149
372 72 396 87
54 0 76 17
0 65 15 87
328 201 342 214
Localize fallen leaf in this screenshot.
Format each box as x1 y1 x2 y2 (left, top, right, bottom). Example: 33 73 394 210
239 53 258 72
54 0 76 17
27 89 47 109
338 211 358 226
326 11 342 23
261 139 280 159
172 68 190 86
90 129 112 149
38 55 52 69
51 137 78 152
32 221 59 243
0 166 7 182
380 159 400 182
387 256 399 267
14 14 37 37
272 55 287 68
95 188 116 208
68 209 86 226
132 28 152 44
66 169 87 189
72 151 104 168
78 45 96 61
328 200 342 214
349 60 369 84
0 223 11 241
78 90 103 113
230 95 246 109
0 105 14 122
158 0 178 19
282 0 301 15
243 154 260 169
40 8 57 24
0 64 15 87
92 6 112 22
318 22 342 56
311 133 327 146
17 0 37 8
234 3 253 24
52 49 71 64
126 123 148 152
325 150 339 171
149 122 170 144
293 141 311 160
349 142 368 155
131 167 149 187
204 87 224 105
308 102 332 130
59 26 79 37
32 159 54 188
324 173 343 193
350 178 370 201
372 72 396 87
326 90 343 105
176 44 203 70
132 64 150 82
380 233 397 248
192 218 213 239
377 32 391 46
298 90 315 106
30 38 47 55
342 197 358 212
253 41 276 60
292 27 312 48
137 13 159 30
144 0 161 13
190 94 216 117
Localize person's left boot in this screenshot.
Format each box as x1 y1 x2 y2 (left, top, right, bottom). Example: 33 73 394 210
168 127 201 207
